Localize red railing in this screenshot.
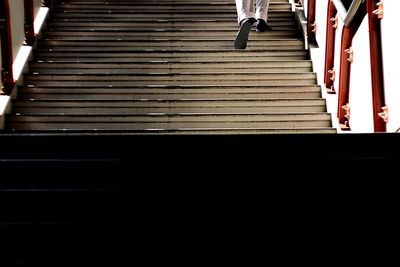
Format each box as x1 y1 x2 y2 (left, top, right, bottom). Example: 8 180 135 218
324 0 338 94
24 0 36 46
367 0 386 132
0 0 15 95
335 1 366 131
307 0 317 46
301 0 387 132
1 0 52 95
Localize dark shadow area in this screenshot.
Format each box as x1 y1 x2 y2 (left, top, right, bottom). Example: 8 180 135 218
1 133 398 265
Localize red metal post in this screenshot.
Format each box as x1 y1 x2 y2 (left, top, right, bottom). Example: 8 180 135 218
337 25 356 130
324 0 338 94
24 0 36 46
366 0 386 132
307 0 317 45
337 5 367 130
0 0 16 95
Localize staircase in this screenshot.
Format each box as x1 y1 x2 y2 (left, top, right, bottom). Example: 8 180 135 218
1 1 338 264
4 0 336 134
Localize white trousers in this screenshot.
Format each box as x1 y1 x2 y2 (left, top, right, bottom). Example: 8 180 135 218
235 0 270 24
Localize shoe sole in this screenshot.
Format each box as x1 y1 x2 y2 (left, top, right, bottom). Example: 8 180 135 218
233 21 252 49
256 27 272 32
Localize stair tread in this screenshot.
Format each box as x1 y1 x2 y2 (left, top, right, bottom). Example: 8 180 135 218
4 127 337 134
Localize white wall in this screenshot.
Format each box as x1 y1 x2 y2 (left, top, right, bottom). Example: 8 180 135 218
381 0 400 132
0 41 2 90
34 0 43 17
9 0 25 62
347 16 374 133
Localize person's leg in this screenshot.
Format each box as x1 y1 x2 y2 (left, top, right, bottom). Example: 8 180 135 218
234 0 256 49
255 0 269 22
255 0 272 32
235 0 256 25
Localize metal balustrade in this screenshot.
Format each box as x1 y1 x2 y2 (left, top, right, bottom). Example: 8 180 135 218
1 0 51 95
300 0 387 132
0 0 15 95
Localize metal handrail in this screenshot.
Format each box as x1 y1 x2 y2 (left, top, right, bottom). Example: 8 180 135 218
332 0 365 26
298 0 386 132
0 0 52 95
322 0 387 132
0 0 15 95
24 0 36 46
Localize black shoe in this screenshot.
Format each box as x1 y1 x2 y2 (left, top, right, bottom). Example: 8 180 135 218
256 19 272 32
234 18 256 49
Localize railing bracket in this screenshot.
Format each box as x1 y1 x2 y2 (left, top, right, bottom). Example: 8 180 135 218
339 122 351 131
330 15 338 29
326 85 336 94
345 47 353 63
373 1 384 19
312 21 317 33
339 103 351 130
342 103 350 119
326 68 336 94
328 68 336 82
378 105 388 123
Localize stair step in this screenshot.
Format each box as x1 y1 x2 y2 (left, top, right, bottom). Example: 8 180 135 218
32 51 308 62
36 47 305 53
41 32 300 41
12 99 327 114
55 1 289 5
29 58 312 69
33 48 306 54
23 73 316 87
54 4 292 11
60 0 286 2
50 17 294 22
3 127 337 134
51 9 295 16
61 0 286 2
24 82 317 87
28 67 313 73
7 123 333 131
18 85 321 92
8 113 332 122
17 92 321 100
28 60 313 70
24 72 316 80
23 82 317 87
37 40 304 48
29 59 312 66
49 13 295 20
45 21 297 27
7 114 332 131
17 85 322 100
43 28 299 33
52 6 291 12
33 56 308 62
